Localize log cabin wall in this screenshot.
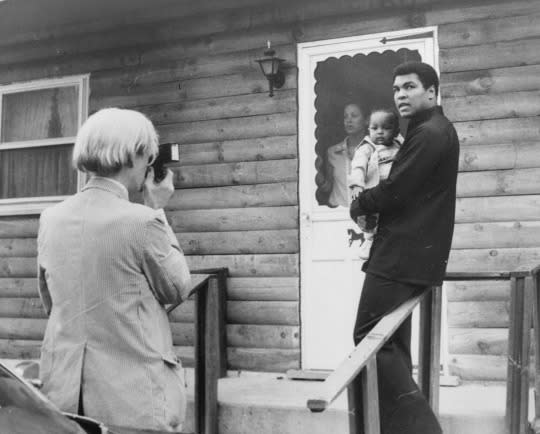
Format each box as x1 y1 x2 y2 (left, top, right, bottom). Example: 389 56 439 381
0 0 539 377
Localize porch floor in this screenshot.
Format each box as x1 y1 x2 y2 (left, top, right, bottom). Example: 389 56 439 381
2 359 529 434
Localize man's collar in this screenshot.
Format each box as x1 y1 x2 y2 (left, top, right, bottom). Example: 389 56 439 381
407 106 443 130
82 176 129 200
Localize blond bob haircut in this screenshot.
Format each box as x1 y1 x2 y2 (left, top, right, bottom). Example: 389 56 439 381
73 108 159 176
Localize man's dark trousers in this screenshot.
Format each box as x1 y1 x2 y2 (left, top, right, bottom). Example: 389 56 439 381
352 272 442 434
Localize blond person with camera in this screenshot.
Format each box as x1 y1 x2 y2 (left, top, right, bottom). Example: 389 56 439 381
37 108 191 432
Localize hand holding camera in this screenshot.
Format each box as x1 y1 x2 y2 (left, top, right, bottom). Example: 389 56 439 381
144 143 180 210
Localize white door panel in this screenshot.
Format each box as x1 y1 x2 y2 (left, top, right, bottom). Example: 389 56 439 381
298 27 441 369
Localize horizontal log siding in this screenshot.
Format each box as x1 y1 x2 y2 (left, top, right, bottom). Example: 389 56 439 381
0 0 539 377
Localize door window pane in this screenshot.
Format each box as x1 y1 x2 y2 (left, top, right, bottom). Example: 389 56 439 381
0 144 77 199
1 86 78 142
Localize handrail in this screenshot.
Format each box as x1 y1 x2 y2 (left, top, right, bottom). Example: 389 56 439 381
167 267 228 434
307 291 427 412
306 269 537 434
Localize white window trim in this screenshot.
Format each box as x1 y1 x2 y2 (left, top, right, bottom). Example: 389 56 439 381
0 74 89 216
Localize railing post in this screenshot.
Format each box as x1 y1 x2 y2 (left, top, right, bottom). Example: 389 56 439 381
506 274 533 434
532 269 540 434
418 285 442 414
346 359 381 434
193 270 228 434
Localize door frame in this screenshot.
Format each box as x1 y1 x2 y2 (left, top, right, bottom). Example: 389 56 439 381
297 26 440 368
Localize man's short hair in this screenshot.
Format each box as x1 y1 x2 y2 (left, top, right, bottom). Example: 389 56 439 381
393 61 439 97
73 108 159 176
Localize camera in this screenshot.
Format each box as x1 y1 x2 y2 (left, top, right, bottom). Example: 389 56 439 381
150 143 180 182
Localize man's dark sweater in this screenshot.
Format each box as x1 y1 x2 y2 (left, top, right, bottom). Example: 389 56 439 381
350 106 460 286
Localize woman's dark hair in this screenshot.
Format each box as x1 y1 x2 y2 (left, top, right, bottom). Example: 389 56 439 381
343 101 368 118
393 61 439 97
369 108 400 135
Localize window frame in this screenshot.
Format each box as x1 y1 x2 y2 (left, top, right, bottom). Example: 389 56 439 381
0 74 89 216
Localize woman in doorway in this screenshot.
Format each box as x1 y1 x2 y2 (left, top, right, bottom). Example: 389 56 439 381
325 102 367 207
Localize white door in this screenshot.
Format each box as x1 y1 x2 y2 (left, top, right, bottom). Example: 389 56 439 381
298 27 439 369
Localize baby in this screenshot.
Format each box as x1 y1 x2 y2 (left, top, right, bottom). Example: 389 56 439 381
348 108 401 259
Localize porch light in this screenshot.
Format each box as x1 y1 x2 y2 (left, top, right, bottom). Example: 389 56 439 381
256 41 285 97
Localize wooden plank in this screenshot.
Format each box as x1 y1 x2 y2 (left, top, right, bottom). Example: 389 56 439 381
446 91 540 123
167 206 298 233
91 70 297 108
171 322 196 346
0 339 41 359
0 298 46 319
185 254 299 277
227 324 299 349
444 280 510 302
227 277 298 301
447 301 509 328
0 239 37 257
172 136 297 166
170 299 300 324
172 159 297 189
448 327 533 356
448 354 511 381
442 65 540 98
448 247 540 274
439 13 540 49
0 258 36 278
142 89 296 125
454 117 540 146
459 143 540 172
0 217 38 238
177 230 298 255
0 318 46 340
167 182 297 210
453 221 540 250
157 112 297 145
418 286 442 414
227 347 299 371
426 0 540 26
440 38 540 73
457 168 540 198
362 358 381 434
227 301 298 325
0 278 38 298
456 195 540 223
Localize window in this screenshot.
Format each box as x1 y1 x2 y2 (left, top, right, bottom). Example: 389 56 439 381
0 75 89 215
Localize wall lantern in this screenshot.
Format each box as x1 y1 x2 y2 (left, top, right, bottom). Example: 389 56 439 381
256 41 285 97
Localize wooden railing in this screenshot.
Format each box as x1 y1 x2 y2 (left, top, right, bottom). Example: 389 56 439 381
307 270 536 434
167 267 228 434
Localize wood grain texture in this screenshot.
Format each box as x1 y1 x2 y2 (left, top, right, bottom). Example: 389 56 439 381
227 277 298 301
0 278 38 298
459 143 540 172
0 217 38 238
448 247 540 274
445 91 540 123
177 230 298 255
172 136 297 166
457 168 540 198
448 327 533 356
454 116 540 146
438 13 540 48
447 301 509 328
167 206 298 232
444 279 510 302
448 354 533 381
452 221 540 250
185 254 299 277
167 182 297 210
0 239 37 257
456 195 540 223
157 112 297 145
227 347 299 371
172 159 297 189
227 301 299 325
440 38 540 73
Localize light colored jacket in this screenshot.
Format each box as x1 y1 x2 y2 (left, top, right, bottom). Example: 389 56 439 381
37 176 191 432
